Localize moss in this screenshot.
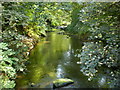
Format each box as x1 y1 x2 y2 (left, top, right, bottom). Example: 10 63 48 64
53 78 74 88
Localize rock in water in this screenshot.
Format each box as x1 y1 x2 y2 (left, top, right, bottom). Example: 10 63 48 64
53 78 74 89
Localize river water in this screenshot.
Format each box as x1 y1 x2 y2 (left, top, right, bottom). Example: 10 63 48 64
15 31 109 88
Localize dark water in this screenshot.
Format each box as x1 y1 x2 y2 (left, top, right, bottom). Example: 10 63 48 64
16 31 108 88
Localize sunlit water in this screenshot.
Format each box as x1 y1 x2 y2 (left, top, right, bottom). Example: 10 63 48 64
15 31 109 88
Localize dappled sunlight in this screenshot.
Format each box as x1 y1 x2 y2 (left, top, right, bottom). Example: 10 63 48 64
1 2 119 89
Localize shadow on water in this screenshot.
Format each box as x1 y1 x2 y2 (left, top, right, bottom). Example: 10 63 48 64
15 31 109 88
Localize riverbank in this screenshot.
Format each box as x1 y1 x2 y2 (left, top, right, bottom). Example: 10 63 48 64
15 31 109 88
0 29 39 88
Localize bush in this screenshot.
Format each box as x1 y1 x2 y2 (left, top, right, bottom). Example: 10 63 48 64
70 2 120 87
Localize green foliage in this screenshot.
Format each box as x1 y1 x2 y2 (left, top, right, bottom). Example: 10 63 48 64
1 30 31 88
67 2 91 35
70 2 120 87
1 2 72 88
0 42 17 88
2 2 72 38
19 2 71 36
0 75 15 88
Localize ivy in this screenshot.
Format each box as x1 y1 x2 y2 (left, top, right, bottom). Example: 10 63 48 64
69 2 120 88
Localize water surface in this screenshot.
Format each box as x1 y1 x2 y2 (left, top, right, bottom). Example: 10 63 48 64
16 31 108 88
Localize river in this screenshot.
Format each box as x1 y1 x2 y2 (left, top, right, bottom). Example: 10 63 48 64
15 31 109 88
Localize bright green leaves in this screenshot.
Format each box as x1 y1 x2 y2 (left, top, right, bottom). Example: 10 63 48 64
0 75 15 88
0 42 17 88
2 2 72 38
18 2 72 37
0 35 29 88
0 42 8 50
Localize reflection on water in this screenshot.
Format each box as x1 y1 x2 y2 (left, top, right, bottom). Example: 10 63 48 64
99 77 106 86
16 31 109 88
56 64 64 78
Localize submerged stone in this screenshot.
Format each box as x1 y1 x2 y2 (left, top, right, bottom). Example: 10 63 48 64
53 78 74 89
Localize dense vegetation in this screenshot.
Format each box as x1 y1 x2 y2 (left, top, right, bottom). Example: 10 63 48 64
68 2 120 87
1 2 71 88
1 1 120 88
